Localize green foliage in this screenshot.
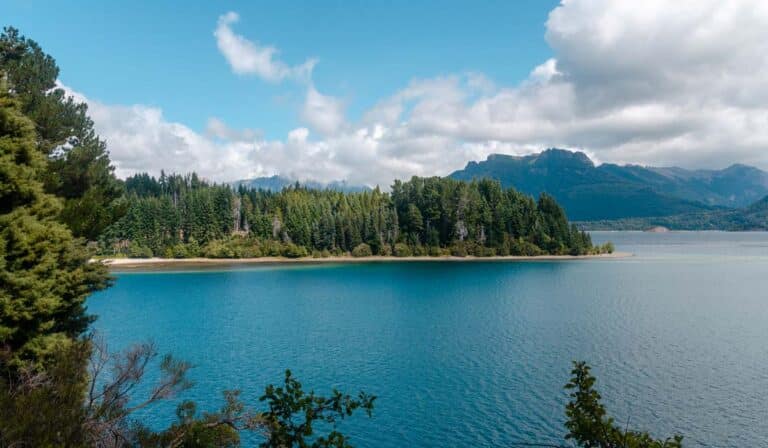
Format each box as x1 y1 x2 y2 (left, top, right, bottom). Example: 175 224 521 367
351 243 372 257
0 342 90 447
0 27 124 240
134 369 375 448
393 242 412 257
259 370 375 448
202 237 262 258
282 243 309 258
101 173 595 259
0 90 109 373
127 241 154 258
80 343 374 448
565 361 684 448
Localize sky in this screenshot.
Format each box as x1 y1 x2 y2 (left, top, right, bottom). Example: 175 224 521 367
5 0 768 187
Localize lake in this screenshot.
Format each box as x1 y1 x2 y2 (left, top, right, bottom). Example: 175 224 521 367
89 232 768 447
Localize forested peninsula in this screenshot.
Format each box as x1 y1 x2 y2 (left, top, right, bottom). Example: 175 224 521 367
97 173 610 260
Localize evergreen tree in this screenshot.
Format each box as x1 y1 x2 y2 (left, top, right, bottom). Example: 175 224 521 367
104 174 601 259
0 27 124 240
0 85 109 374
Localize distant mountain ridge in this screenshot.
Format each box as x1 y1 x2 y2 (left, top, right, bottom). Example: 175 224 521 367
231 175 370 193
449 149 768 221
580 194 768 231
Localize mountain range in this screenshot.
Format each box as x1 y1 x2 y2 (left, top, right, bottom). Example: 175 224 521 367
449 149 768 222
582 196 768 231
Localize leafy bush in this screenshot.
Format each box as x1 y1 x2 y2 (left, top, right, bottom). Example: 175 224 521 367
171 244 189 258
202 240 234 258
480 247 497 257
427 246 443 257
393 243 412 257
450 242 468 257
352 243 373 257
282 243 309 258
127 242 153 258
510 238 544 256
411 244 427 256
379 244 393 256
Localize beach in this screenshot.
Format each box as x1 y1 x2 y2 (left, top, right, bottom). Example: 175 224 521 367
99 252 632 270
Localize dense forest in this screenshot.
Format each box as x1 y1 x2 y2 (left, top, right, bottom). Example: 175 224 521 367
98 172 605 259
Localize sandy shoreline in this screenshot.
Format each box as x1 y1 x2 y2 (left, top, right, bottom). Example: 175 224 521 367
98 252 632 270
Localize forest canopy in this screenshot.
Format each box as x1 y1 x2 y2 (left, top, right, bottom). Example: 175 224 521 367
100 172 603 259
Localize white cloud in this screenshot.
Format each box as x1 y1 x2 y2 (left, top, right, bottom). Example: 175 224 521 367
528 58 560 84
206 117 261 142
214 11 316 82
300 85 346 136
59 2 768 188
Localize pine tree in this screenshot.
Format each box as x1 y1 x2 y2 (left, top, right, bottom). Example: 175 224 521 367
0 86 109 373
0 27 124 240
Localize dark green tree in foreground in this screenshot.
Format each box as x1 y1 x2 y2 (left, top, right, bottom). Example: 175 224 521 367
565 361 683 448
0 84 109 373
0 27 125 240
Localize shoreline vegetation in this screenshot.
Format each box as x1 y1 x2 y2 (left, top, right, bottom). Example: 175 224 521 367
98 251 631 270
98 174 614 261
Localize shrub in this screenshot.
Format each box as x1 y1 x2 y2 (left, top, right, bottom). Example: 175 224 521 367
411 244 427 256
263 240 283 257
393 243 412 257
186 238 201 257
450 242 468 257
172 244 188 258
127 242 153 258
282 243 309 258
201 240 230 258
510 238 544 256
351 243 373 257
480 247 497 257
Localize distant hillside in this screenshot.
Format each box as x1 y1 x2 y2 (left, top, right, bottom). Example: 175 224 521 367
449 149 768 221
231 175 369 193
580 195 768 231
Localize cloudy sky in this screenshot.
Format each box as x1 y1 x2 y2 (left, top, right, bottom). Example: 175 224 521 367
7 0 768 186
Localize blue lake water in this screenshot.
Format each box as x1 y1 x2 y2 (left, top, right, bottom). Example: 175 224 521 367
89 232 768 447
